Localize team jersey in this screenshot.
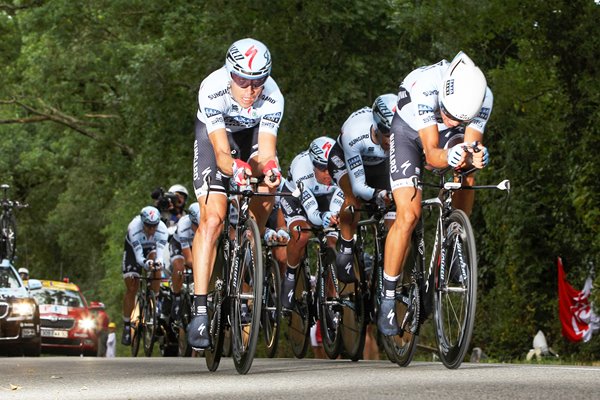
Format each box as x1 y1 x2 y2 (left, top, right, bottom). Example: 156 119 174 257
284 151 342 226
125 216 169 267
171 214 195 250
396 60 494 136
339 107 388 201
196 66 285 136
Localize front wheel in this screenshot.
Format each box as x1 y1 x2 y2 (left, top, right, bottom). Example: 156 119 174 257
433 209 477 369
286 260 311 359
318 247 342 359
130 294 143 357
143 291 158 357
205 235 227 371
230 218 264 375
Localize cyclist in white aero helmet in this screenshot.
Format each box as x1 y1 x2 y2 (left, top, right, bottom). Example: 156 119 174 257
190 38 284 349
379 51 493 336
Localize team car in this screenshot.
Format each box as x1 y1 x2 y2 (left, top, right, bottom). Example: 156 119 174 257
0 259 41 356
30 279 98 356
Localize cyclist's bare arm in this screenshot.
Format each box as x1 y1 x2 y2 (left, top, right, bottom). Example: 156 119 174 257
209 128 235 176
420 125 450 169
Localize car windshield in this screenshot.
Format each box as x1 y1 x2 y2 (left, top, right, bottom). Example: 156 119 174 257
0 267 21 289
32 288 85 308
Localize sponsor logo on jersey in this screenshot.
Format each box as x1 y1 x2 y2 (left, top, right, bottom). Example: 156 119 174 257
208 89 228 100
477 107 491 120
263 112 282 124
204 107 221 118
348 133 369 147
422 90 439 97
225 115 255 128
423 115 437 124
348 155 362 170
397 87 412 111
262 121 276 130
331 155 345 169
354 169 365 178
418 104 434 116
260 94 276 104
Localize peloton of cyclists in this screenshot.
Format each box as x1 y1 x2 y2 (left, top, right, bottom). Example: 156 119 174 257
380 51 493 335
168 202 199 323
121 206 169 345
279 136 345 309
188 38 283 349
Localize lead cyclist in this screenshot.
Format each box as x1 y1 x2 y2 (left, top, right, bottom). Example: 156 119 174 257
188 38 283 349
380 51 494 335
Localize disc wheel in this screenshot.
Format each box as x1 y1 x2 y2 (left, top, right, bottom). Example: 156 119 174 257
434 209 477 369
339 255 366 361
318 248 342 359
287 260 311 359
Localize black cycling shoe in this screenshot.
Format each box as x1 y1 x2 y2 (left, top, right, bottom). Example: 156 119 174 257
377 296 400 336
121 325 131 346
280 277 295 310
335 251 357 283
187 314 210 349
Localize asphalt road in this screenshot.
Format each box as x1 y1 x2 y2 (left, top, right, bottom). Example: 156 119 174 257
1 357 599 400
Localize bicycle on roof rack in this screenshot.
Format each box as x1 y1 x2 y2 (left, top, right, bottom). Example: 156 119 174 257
0 184 28 262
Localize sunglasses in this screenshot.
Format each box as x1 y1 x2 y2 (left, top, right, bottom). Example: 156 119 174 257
144 222 159 229
440 102 471 124
230 72 268 89
312 161 328 172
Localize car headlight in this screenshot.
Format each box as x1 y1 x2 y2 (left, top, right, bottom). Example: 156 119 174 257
12 301 36 317
78 318 96 331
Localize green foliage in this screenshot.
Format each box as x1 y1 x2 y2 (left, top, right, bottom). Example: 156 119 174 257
1 0 599 361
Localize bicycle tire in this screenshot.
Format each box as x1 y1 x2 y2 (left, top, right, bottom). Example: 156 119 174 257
177 291 193 357
131 293 143 357
143 291 158 357
287 258 311 359
205 235 227 371
1 213 16 261
230 218 264 374
318 247 342 359
339 254 366 361
433 209 477 369
262 254 281 358
382 230 421 367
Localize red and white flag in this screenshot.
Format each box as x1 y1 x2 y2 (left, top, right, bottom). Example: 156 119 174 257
558 257 599 342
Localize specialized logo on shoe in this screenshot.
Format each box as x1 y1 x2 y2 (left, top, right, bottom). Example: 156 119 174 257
345 262 352 275
198 323 206 337
387 308 395 326
287 290 294 304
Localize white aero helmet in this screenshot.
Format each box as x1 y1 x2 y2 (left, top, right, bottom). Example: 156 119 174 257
168 184 189 198
188 202 200 226
140 206 161 226
372 93 398 135
225 38 272 79
18 267 29 275
439 51 487 122
309 136 335 169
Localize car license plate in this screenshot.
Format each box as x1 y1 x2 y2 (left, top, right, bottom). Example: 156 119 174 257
41 329 68 338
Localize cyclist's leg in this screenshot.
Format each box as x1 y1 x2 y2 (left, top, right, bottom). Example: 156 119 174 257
170 256 184 321
188 121 228 349
121 238 140 345
335 174 361 283
281 218 310 310
380 120 422 336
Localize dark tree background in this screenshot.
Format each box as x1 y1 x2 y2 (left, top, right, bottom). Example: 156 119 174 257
1 0 599 360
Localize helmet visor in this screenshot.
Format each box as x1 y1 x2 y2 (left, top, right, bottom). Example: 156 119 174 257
230 72 268 89
312 160 328 172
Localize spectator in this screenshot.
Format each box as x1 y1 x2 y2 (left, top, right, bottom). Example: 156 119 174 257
18 267 29 281
106 322 117 358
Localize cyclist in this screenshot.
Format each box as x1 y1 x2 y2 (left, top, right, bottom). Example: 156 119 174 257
380 51 493 335
168 202 199 322
279 136 344 309
328 94 398 283
189 38 283 348
121 206 169 345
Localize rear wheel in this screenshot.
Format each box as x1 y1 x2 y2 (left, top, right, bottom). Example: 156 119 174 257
287 260 311 359
339 254 366 361
318 248 342 359
143 291 157 357
381 232 421 367
230 218 263 374
262 254 281 358
205 235 227 371
434 209 477 369
177 291 192 357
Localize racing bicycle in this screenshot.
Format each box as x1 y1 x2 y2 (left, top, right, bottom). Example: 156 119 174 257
0 184 28 262
130 262 162 357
